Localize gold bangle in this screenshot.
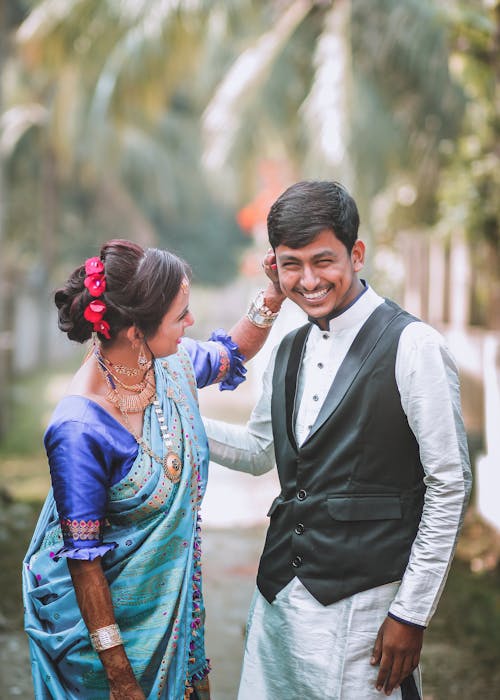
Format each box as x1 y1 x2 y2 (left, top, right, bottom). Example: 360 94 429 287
246 290 280 328
89 623 123 652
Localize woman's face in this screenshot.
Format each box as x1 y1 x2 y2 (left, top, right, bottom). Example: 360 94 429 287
147 280 194 357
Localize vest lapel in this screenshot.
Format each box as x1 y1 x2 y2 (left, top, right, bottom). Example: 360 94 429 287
284 323 311 451
303 301 404 445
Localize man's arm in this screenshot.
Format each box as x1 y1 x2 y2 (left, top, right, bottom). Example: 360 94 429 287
372 322 472 694
204 346 277 475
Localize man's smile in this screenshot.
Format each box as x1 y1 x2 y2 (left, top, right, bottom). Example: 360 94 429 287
297 287 332 302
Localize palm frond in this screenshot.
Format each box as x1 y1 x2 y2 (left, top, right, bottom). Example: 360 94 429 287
16 0 86 43
300 0 353 181
0 104 48 157
201 0 314 172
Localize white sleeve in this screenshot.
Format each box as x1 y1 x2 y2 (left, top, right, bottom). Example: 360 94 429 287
388 322 472 626
203 347 277 476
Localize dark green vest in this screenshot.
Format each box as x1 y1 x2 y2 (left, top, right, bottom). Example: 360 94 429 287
256 300 425 606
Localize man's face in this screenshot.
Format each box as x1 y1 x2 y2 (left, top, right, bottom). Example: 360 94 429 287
275 229 365 327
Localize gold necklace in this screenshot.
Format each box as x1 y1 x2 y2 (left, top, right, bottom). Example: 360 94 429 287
95 350 156 412
101 354 151 377
118 397 182 484
103 366 153 393
95 350 182 483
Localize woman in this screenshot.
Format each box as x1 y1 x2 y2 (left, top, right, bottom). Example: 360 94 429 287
23 239 283 699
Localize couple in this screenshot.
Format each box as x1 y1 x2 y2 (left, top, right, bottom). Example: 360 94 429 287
23 181 471 699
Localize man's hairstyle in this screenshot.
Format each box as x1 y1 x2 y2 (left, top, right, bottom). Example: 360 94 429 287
267 181 360 252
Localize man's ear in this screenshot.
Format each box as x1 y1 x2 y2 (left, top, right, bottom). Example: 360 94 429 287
351 240 365 272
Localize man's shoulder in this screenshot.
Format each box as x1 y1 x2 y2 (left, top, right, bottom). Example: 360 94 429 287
398 319 447 349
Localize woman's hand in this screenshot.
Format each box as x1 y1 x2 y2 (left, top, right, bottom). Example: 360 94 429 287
67 559 145 699
261 248 285 312
261 247 281 291
109 678 146 700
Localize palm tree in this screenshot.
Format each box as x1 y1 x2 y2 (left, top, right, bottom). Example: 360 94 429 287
201 0 466 230
13 0 254 281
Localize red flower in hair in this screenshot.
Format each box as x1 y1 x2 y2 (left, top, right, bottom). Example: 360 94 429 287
84 300 107 323
84 273 106 297
85 257 104 275
94 320 111 340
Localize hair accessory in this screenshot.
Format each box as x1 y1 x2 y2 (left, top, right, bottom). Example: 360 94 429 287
246 290 280 328
89 623 123 652
84 256 106 297
180 277 190 295
83 257 111 339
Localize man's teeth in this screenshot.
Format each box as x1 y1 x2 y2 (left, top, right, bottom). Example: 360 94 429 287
303 289 329 300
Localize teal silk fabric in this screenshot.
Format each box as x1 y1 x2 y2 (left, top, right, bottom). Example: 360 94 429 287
23 348 211 699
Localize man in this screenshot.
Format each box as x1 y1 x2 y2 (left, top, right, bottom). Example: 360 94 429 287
204 181 471 699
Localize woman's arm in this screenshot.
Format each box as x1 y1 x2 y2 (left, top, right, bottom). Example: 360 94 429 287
228 278 285 361
67 558 145 700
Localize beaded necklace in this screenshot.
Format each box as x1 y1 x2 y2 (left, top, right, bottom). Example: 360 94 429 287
95 349 182 483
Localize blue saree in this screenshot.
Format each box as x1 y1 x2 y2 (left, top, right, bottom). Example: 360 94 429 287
23 336 244 699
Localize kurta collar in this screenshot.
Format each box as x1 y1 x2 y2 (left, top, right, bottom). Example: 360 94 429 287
309 282 384 335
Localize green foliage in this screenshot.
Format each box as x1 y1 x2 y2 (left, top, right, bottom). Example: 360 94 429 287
430 560 500 665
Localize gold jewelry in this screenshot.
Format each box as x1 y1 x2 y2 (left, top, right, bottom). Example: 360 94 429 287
95 348 182 483
102 366 153 392
95 349 156 413
118 396 182 484
180 277 190 295
137 341 150 370
104 359 141 377
100 348 151 377
246 290 280 328
103 371 156 413
89 624 123 652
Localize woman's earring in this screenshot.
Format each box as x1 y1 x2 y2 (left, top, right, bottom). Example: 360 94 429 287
138 341 149 370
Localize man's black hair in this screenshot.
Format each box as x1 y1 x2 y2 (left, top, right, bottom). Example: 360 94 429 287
267 181 360 252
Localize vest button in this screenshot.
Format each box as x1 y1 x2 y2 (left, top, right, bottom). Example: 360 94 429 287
294 523 305 535
297 489 307 501
291 555 303 568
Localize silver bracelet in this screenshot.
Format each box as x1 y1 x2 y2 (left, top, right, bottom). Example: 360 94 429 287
89 623 123 652
246 290 280 328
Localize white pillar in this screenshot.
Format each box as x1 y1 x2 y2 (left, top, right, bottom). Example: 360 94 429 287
449 233 470 329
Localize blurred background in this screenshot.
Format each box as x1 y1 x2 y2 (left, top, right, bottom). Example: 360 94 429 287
0 1 499 698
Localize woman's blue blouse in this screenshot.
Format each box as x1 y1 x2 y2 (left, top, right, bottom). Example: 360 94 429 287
44 332 245 559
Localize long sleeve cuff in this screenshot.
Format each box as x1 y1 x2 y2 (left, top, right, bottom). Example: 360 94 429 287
53 541 118 561
387 611 426 630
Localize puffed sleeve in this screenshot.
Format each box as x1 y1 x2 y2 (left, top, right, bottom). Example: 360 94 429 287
45 418 118 561
181 330 247 390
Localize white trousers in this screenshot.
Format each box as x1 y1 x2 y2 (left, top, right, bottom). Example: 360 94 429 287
237 578 422 700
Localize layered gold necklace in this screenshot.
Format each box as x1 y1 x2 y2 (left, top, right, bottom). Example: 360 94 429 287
94 347 182 483
95 348 155 413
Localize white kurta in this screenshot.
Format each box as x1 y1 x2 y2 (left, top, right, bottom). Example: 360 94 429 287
204 285 471 699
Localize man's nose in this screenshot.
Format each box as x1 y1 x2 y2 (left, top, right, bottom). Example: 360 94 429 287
300 266 319 290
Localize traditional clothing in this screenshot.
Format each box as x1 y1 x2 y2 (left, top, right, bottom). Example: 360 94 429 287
24 333 244 700
205 286 472 700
